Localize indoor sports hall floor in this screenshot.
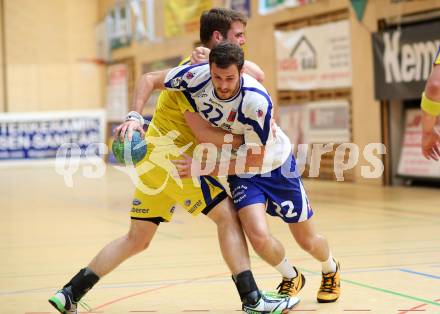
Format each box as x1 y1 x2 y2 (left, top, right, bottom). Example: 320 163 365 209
0 166 439 314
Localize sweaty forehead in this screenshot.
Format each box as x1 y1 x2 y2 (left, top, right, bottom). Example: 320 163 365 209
211 64 239 76
228 21 245 34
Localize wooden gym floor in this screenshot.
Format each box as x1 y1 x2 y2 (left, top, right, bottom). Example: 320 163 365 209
0 166 439 314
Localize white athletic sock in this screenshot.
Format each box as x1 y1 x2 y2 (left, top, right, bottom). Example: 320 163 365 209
274 257 297 279
321 253 337 274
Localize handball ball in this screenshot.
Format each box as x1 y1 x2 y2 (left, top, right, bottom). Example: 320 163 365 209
112 131 147 165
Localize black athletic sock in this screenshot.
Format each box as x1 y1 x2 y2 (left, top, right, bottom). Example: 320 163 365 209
232 270 261 305
64 268 100 302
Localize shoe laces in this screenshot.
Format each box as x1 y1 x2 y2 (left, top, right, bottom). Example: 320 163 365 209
320 273 335 293
77 300 92 312
277 278 295 295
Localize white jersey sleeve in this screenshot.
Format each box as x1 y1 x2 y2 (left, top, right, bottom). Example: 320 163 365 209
164 63 210 92
239 87 274 147
239 78 292 173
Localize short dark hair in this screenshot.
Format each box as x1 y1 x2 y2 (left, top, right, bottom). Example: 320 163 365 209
209 42 244 72
199 8 247 45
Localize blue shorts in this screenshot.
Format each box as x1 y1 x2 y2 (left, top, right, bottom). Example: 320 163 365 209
227 155 313 223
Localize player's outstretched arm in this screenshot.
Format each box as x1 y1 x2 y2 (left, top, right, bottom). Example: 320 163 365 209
114 69 170 141
217 144 266 175
173 144 267 177
184 111 243 149
421 63 440 160
132 70 169 113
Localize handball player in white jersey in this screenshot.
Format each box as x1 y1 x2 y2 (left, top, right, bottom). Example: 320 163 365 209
166 42 341 303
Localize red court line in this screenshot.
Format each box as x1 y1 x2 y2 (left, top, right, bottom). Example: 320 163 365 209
398 298 440 314
90 270 233 312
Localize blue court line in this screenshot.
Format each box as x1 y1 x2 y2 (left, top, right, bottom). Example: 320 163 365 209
398 268 440 280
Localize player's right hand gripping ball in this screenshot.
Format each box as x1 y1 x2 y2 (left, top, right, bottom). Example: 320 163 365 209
112 131 147 165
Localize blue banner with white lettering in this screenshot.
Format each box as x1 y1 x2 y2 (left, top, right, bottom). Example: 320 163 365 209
0 111 105 161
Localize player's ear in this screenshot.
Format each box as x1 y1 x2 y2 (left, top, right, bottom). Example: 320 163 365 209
212 30 223 44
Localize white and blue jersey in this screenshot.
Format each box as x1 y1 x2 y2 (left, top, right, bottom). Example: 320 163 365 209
164 63 313 223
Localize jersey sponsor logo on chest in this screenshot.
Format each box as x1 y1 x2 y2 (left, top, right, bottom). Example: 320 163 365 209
220 123 232 131
208 98 224 109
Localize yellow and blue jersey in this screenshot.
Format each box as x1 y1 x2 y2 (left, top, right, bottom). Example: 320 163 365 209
145 57 199 157
132 56 226 222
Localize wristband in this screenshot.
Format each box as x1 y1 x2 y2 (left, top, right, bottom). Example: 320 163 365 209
421 93 440 116
125 111 144 125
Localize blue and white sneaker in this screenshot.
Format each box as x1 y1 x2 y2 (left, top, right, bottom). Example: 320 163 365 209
242 291 300 314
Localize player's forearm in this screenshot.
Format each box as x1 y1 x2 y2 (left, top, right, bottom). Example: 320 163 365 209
425 65 440 101
421 65 440 117
202 146 265 176
422 111 437 134
131 74 154 113
243 60 265 82
196 128 243 149
132 71 167 113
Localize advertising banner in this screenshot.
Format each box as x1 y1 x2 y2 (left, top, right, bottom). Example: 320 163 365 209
278 99 350 147
259 0 313 15
223 0 251 16
0 110 106 162
107 64 129 122
372 20 440 100
397 109 440 178
275 20 352 90
164 0 212 38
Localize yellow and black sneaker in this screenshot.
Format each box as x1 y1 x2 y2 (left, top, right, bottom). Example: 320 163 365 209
317 259 340 303
276 267 306 296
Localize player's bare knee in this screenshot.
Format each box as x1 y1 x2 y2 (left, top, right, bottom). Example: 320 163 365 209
126 232 151 253
296 235 316 253
247 229 271 253
208 204 238 226
126 226 152 253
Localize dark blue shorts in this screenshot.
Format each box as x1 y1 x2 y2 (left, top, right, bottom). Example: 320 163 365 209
227 155 314 223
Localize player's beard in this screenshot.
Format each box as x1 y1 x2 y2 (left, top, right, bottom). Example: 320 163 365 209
216 88 231 99
216 83 239 100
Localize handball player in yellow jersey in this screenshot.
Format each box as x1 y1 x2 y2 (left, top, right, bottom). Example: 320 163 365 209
49 8 299 314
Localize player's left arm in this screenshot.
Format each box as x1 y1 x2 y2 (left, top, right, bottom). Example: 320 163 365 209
207 93 274 174
184 112 244 149
421 55 440 160
173 143 267 177
174 95 274 176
